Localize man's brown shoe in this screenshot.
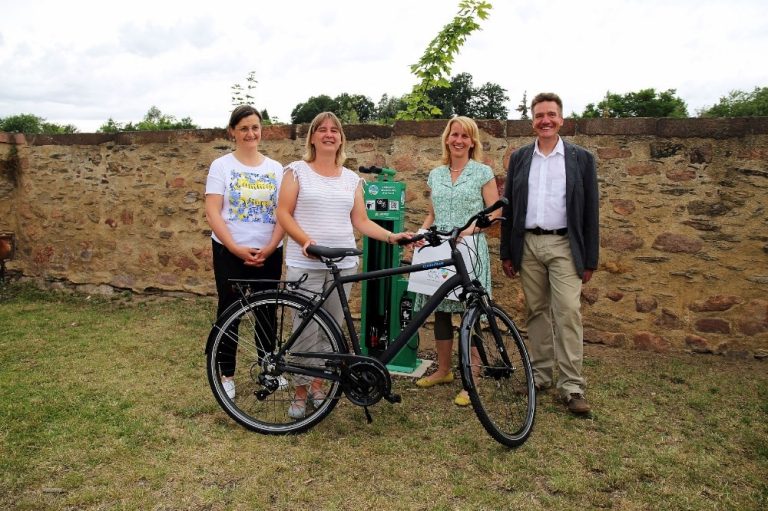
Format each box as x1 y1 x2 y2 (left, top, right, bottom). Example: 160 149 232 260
516 382 548 396
564 393 591 414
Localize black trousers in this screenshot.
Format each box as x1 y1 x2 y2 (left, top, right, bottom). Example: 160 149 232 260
212 239 283 377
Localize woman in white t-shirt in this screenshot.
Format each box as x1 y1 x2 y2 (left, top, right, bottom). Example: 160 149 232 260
277 111 415 419
205 105 285 400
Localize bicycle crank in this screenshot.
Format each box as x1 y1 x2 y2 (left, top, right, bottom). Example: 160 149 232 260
341 360 391 407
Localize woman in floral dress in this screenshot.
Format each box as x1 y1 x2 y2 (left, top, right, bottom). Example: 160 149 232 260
414 116 500 406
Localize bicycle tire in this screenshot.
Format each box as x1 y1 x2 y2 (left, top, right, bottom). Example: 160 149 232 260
459 302 535 447
206 290 346 435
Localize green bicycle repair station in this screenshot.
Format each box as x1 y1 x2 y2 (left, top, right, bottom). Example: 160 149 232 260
359 166 424 374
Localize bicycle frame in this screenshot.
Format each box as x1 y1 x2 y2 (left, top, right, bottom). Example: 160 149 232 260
272 236 485 373
208 197 535 447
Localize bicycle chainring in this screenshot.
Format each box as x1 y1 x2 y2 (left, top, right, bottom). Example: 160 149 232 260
341 360 391 407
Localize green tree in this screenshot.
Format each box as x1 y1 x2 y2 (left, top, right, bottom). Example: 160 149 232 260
397 0 492 120
231 71 258 108
577 103 602 118
290 95 339 124
98 118 125 133
421 72 508 120
260 109 273 126
41 122 78 134
427 72 475 118
0 113 41 133
335 93 375 123
0 113 78 134
97 106 197 133
289 73 507 125
289 93 377 124
374 94 407 124
133 106 197 130
515 91 529 120
470 82 509 119
579 88 688 118
699 86 768 117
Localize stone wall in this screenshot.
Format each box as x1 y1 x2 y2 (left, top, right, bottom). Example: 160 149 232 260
1 119 767 357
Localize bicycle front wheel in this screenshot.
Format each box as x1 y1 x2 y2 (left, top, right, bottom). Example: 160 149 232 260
459 303 535 447
206 290 346 435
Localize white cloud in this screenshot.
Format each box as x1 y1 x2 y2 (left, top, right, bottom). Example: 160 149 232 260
0 0 766 132
118 18 217 57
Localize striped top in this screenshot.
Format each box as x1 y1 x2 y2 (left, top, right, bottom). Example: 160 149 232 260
283 160 361 270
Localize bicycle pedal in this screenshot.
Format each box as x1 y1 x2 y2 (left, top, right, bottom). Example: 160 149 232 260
384 392 401 404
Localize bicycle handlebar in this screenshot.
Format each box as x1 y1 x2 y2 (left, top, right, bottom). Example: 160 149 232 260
359 165 396 177
397 197 508 246
479 197 508 218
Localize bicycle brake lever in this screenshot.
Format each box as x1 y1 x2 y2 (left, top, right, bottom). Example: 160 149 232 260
415 235 440 252
475 215 492 229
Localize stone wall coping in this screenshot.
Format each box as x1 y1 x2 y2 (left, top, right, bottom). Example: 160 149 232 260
3 117 768 146
0 132 27 144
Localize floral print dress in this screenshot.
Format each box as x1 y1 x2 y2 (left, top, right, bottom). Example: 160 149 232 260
414 159 494 314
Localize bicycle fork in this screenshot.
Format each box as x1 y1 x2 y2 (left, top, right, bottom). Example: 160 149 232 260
459 300 515 391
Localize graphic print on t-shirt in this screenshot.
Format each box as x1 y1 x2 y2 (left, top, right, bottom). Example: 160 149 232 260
227 170 278 223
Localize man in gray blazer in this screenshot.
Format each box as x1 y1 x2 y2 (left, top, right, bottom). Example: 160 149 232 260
500 92 599 414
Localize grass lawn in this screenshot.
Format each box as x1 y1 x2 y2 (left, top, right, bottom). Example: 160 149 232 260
1 283 766 510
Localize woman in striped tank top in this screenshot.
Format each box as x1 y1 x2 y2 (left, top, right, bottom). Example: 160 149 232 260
277 112 416 419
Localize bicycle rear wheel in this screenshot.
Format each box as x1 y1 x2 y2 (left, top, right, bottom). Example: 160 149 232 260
459 302 535 447
206 290 346 435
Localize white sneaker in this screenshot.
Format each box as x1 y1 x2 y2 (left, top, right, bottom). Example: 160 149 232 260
264 375 289 391
222 378 236 399
287 398 306 419
309 388 326 408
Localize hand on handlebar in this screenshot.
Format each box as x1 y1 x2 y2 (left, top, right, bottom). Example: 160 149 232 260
398 198 509 248
400 230 444 252
391 231 425 247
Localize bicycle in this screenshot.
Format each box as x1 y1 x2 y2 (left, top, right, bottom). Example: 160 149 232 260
205 198 536 447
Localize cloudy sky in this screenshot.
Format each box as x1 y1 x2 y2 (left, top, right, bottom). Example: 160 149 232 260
1 0 766 132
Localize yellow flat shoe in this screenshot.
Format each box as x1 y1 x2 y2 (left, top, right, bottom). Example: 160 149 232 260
415 372 454 388
454 391 471 407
